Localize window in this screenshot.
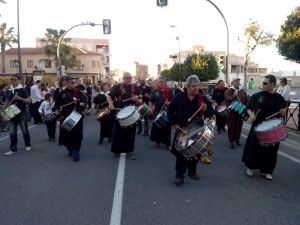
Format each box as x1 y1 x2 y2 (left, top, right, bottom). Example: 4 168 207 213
92 60 96 68
27 60 33 68
76 60 81 68
45 59 52 68
10 60 17 68
97 61 100 68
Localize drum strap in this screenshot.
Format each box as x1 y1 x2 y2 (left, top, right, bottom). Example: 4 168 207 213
197 93 205 112
118 83 135 102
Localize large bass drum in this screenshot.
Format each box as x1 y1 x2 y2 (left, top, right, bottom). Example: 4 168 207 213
175 120 215 160
60 110 82 132
116 105 140 127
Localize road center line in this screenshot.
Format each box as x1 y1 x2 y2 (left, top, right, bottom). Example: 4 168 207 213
110 153 126 225
0 124 37 142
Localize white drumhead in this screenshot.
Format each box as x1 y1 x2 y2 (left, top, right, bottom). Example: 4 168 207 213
256 118 282 132
117 106 135 119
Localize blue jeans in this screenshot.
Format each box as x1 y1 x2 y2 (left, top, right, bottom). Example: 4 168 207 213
9 112 31 151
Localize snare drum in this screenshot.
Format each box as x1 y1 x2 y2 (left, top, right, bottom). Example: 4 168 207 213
60 110 82 131
116 106 140 127
254 118 287 146
217 103 228 117
154 111 169 128
95 107 109 121
43 113 55 122
138 104 150 117
1 104 21 121
228 101 246 115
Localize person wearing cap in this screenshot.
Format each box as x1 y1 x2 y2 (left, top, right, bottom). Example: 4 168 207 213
107 72 142 160
167 75 207 186
224 77 248 149
54 75 87 162
3 75 32 156
30 79 44 124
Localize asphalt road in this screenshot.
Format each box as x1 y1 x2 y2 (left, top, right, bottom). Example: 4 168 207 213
0 114 299 225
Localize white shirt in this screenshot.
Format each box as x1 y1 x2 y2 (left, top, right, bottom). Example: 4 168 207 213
38 100 55 115
276 85 290 101
30 84 44 104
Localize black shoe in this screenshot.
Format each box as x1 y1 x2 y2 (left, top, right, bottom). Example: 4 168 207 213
72 156 79 162
137 130 142 135
143 133 149 137
114 153 120 158
67 151 73 157
236 140 241 145
188 173 200 181
127 152 136 160
173 178 184 186
229 143 235 149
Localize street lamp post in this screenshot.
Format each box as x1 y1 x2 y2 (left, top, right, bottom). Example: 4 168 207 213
205 0 229 84
170 25 181 78
17 0 23 83
56 22 103 77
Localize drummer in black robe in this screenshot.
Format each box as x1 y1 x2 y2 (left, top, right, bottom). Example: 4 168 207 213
149 77 173 149
211 80 227 133
54 75 87 162
224 77 248 149
242 75 286 180
167 75 207 186
107 72 142 160
93 82 113 144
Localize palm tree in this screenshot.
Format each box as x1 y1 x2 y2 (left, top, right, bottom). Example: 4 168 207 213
0 22 17 73
39 28 77 69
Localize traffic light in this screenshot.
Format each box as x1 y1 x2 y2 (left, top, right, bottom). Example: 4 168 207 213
102 19 111 34
219 55 225 70
157 0 168 7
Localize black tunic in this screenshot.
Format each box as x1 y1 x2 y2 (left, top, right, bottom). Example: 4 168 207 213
149 88 173 146
94 93 113 139
54 88 86 150
109 83 141 153
242 91 286 174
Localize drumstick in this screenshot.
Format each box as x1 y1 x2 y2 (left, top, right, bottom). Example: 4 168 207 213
265 107 288 120
100 101 108 106
188 104 203 122
59 102 74 110
255 109 261 117
175 125 187 134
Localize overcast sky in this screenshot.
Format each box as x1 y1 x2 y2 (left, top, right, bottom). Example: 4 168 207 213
1 0 300 75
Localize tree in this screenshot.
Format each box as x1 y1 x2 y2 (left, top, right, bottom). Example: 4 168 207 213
241 20 273 87
39 28 77 69
277 7 300 63
0 22 17 73
160 69 172 81
181 53 219 82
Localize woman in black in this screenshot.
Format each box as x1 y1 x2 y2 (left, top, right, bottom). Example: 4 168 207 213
107 72 141 160
242 75 286 180
93 82 113 144
54 75 87 162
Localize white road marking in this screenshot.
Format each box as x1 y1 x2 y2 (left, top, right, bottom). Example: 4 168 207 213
241 133 300 165
110 153 126 225
0 124 37 142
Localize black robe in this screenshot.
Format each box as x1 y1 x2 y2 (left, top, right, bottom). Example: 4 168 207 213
150 88 173 147
94 93 113 139
242 91 286 174
54 88 86 150
109 83 140 153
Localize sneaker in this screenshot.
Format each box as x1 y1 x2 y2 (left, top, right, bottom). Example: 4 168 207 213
5 150 16 156
126 152 136 160
201 156 212 164
188 173 200 181
25 146 31 151
246 168 254 176
261 173 273 180
173 178 184 186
